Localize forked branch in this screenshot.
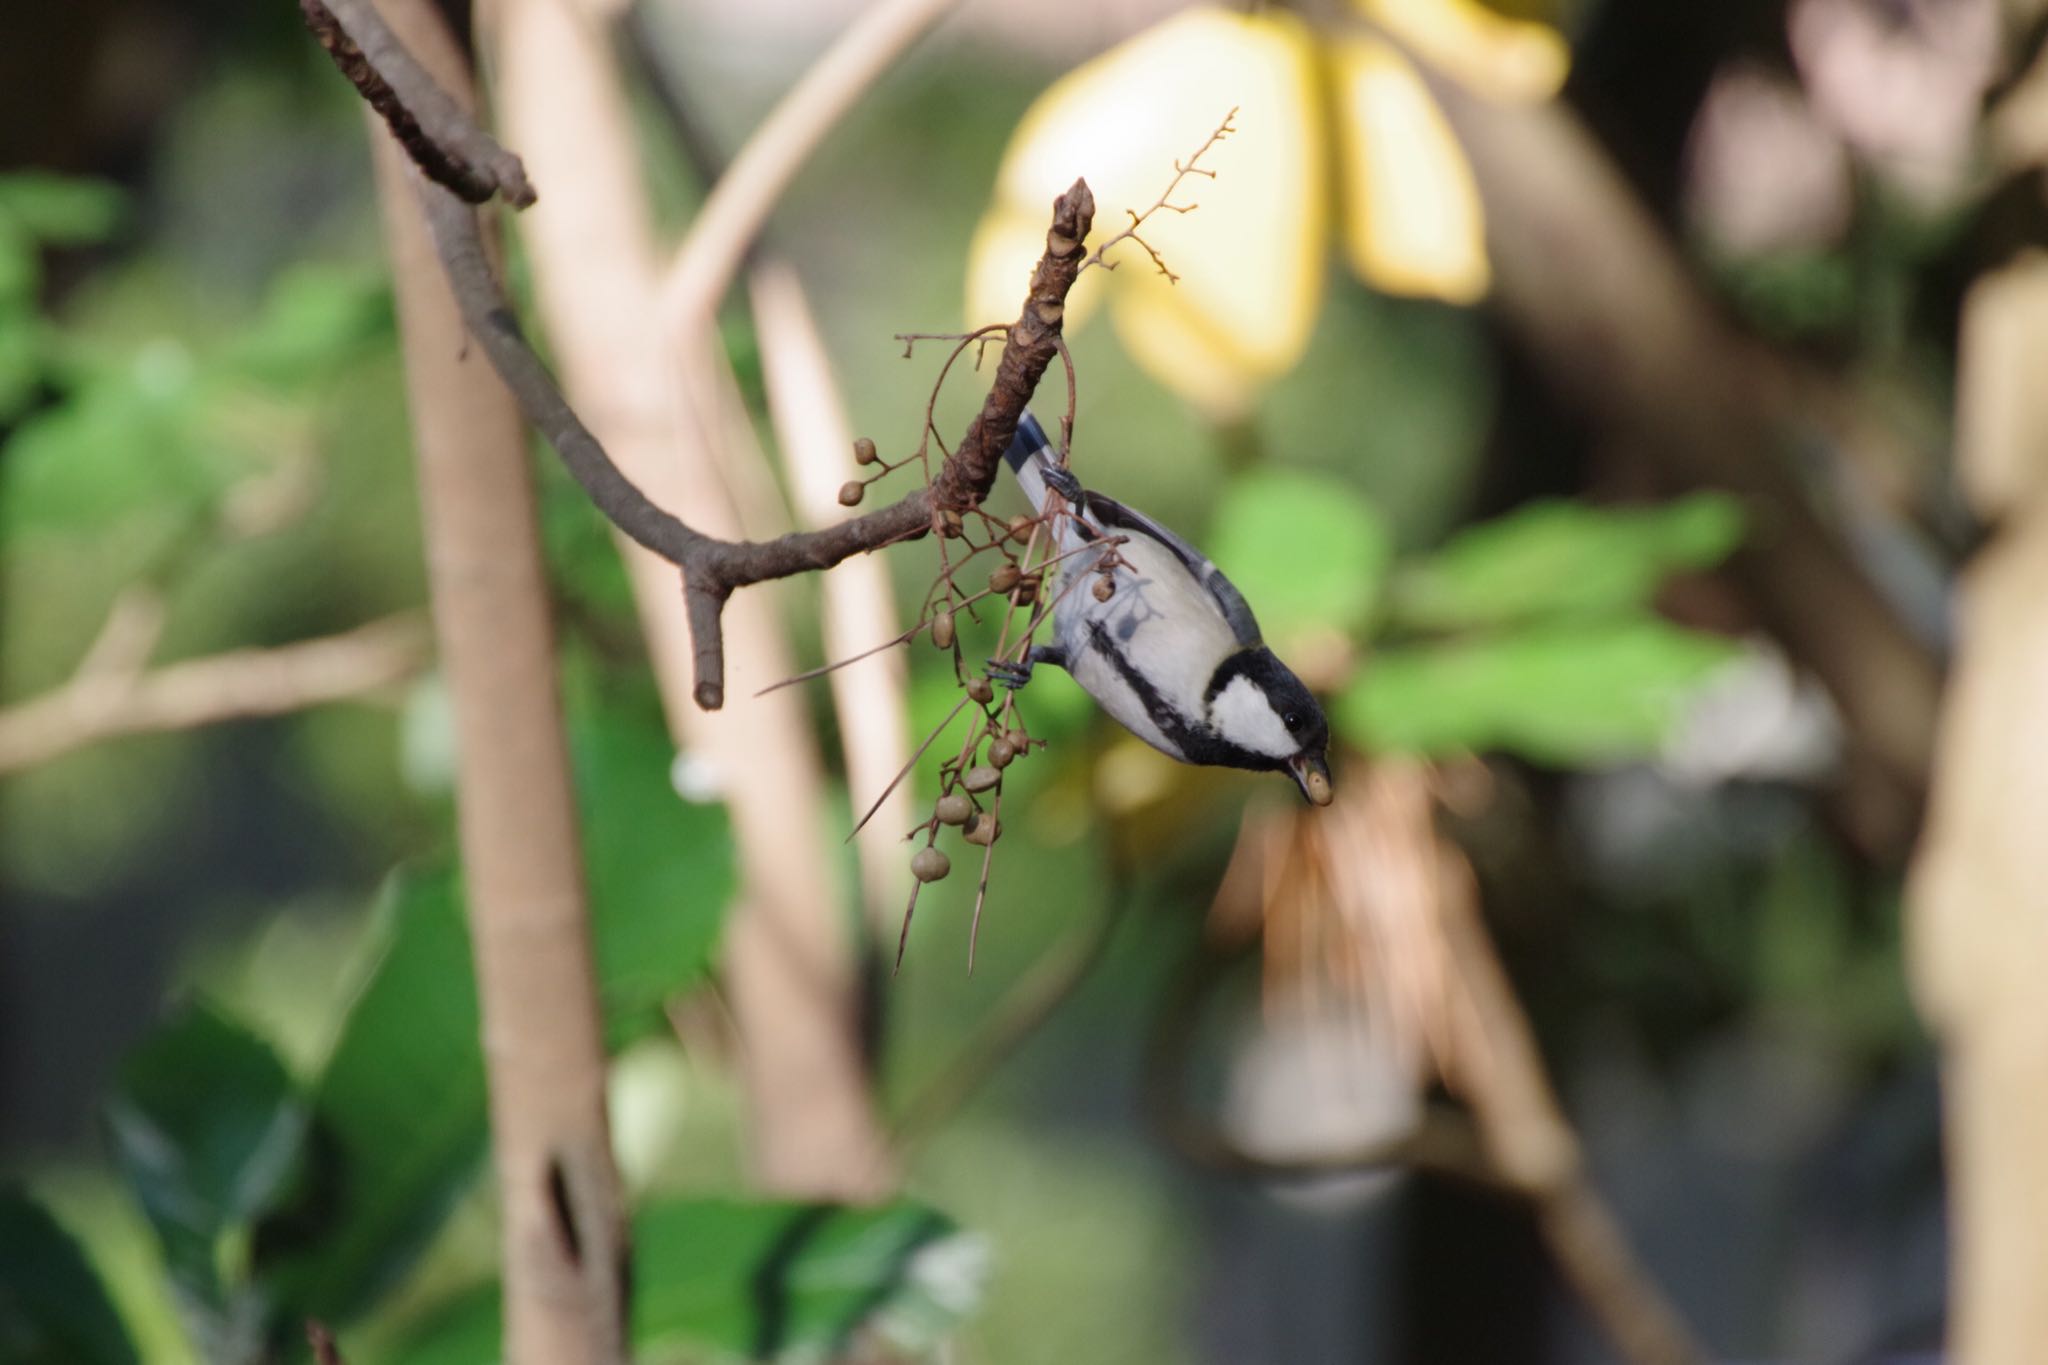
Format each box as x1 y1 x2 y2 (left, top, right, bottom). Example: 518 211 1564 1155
304 2 1091 710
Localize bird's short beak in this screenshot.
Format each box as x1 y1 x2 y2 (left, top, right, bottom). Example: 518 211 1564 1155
1289 752 1333 807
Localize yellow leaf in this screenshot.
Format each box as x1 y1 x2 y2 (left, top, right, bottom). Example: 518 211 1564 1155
965 7 1326 419
1333 37 1490 304
1356 0 1570 102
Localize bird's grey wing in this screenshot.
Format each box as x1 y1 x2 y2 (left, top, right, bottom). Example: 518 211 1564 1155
1083 492 1264 647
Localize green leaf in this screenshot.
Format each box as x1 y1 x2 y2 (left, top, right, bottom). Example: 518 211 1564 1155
226 265 393 390
255 870 486 1324
0 1189 140 1365
1205 470 1392 641
575 710 736 1047
258 728 732 1322
0 349 247 534
104 1005 305 1302
1387 495 1743 633
1338 618 1740 764
400 1199 978 1364
0 218 37 308
0 173 125 246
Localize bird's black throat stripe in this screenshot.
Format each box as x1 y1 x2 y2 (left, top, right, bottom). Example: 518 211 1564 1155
1085 621 1273 772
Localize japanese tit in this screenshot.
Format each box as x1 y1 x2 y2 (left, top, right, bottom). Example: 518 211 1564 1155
987 412 1334 806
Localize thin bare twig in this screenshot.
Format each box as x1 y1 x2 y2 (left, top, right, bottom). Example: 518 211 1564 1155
0 615 430 775
1077 108 1238 283
300 0 533 206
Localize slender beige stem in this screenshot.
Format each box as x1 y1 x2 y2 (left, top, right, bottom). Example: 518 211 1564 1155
369 3 625 1362
490 0 892 1200
1907 252 2048 1365
654 0 962 331
0 615 427 776
748 258 912 936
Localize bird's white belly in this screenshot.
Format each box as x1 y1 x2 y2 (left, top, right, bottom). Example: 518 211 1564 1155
1049 529 1237 761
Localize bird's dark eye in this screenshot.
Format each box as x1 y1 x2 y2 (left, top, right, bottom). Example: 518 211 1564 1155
1283 713 1299 729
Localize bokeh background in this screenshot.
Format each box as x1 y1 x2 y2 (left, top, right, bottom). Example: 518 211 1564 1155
3 0 2024 1360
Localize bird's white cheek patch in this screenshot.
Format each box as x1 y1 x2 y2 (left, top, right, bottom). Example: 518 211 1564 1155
1209 675 1297 759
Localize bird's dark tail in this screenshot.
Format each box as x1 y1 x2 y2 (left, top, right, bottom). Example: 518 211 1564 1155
1002 410 1056 511
1003 410 1054 473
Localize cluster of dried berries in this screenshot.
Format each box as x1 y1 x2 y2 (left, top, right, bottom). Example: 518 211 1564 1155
836 437 893 506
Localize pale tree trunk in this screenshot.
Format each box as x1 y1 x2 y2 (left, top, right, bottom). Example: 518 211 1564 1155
1907 250 2048 1365
368 2 628 1360
486 0 892 1199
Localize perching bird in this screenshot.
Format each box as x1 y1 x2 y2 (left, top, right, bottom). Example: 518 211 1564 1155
987 412 1333 806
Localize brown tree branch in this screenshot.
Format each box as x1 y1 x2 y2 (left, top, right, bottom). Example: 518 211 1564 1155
0 614 429 775
368 2 626 1362
301 0 533 207
305 0 1091 713
411 176 1089 709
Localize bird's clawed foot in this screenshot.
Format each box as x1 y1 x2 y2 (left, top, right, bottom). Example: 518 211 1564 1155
1043 463 1083 506
986 658 1035 690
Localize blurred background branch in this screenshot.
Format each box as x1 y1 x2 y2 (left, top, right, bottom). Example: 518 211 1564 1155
0 611 426 775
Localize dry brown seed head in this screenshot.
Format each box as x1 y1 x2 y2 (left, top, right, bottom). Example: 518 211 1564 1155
853 436 878 466
934 792 972 825
963 815 1002 846
987 738 1016 768
989 563 1020 594
911 847 951 882
961 764 1001 793
1007 515 1036 545
1013 574 1040 605
1003 727 1029 752
966 676 995 705
931 610 956 650
837 480 865 507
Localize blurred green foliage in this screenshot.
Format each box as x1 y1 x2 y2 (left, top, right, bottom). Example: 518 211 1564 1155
401 1199 974 1363
0 1190 139 1365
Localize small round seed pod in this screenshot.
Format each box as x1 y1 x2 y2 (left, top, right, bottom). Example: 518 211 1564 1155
961 764 1001 793
911 847 951 882
930 610 955 650
838 480 865 507
1007 514 1036 545
987 738 1016 768
966 676 994 705
1092 574 1115 603
934 792 972 825
1012 574 1040 605
1003 727 1030 752
989 562 1020 594
853 436 878 466
963 815 1002 847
